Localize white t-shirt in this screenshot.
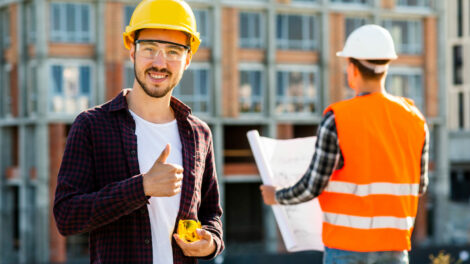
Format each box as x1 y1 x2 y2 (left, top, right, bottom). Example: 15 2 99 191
129 110 182 264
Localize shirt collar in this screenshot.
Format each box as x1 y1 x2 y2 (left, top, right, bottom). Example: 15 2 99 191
108 89 192 119
108 89 131 112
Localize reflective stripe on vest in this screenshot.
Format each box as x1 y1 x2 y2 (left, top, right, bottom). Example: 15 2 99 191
324 212 415 230
324 181 420 197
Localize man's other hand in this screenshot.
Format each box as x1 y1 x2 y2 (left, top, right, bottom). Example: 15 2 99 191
142 144 184 197
173 229 216 257
260 185 279 205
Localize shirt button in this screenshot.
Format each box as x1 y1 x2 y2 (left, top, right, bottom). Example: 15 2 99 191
131 150 136 156
140 208 146 214
145 239 150 245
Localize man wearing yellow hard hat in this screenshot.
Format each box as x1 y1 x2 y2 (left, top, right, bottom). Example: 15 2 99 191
261 24 429 264
53 0 224 263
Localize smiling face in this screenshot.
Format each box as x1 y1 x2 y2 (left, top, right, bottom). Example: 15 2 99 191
130 28 192 98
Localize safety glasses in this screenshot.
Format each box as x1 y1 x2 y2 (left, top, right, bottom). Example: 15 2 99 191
135 40 190 62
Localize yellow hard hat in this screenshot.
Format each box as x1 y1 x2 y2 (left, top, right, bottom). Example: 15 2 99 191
123 0 201 54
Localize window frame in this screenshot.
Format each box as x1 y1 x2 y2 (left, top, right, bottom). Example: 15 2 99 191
123 5 136 31
344 16 371 40
173 62 212 115
396 0 433 9
239 11 265 49
275 64 320 117
47 59 95 116
449 165 470 203
123 60 134 90
382 19 423 55
386 67 425 112
49 2 95 43
276 13 318 51
26 2 36 44
329 0 371 6
26 60 39 117
449 84 470 130
1 63 12 118
238 63 266 116
1 8 11 48
291 0 319 5
193 8 211 48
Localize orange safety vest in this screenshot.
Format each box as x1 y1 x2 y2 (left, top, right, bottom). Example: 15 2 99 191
318 92 426 252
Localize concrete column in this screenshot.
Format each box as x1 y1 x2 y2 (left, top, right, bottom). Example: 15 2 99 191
267 1 276 119
0 128 3 261
213 0 222 119
35 0 50 260
16 14 28 264
320 2 331 110
96 0 106 104
213 122 224 238
35 123 50 262
433 0 450 244
212 0 224 249
264 0 278 253
264 121 278 253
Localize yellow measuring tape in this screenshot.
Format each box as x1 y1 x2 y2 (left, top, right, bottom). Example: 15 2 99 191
177 219 202 242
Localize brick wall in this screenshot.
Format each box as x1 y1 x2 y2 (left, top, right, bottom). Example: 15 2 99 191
424 17 438 118
49 124 66 263
329 13 346 104
8 4 19 117
222 8 239 117
105 2 126 100
382 0 395 9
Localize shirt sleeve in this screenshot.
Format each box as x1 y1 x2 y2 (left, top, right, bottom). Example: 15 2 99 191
53 113 148 236
275 111 341 205
198 130 224 259
419 124 430 195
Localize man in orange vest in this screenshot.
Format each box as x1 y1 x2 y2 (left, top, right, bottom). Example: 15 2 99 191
260 24 428 264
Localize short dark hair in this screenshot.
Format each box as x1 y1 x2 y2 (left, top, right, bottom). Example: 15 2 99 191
349 58 390 80
133 29 141 43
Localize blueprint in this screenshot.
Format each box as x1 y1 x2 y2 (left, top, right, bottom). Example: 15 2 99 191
247 130 324 252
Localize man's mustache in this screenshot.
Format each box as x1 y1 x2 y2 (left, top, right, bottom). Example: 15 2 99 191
145 68 171 75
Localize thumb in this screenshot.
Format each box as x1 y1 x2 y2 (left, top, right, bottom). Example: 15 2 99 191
156 144 171 164
260 185 270 192
196 229 212 241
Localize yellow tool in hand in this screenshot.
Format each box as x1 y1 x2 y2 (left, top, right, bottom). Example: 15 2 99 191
177 219 202 242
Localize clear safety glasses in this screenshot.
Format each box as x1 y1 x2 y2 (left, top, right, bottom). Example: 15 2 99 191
135 40 190 62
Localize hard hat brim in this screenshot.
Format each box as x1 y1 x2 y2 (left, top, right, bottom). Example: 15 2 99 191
123 24 201 53
336 50 398 60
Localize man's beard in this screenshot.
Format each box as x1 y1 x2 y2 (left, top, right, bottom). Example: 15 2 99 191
134 64 176 98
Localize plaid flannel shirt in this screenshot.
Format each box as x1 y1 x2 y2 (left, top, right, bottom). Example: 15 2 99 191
54 90 224 263
276 109 429 205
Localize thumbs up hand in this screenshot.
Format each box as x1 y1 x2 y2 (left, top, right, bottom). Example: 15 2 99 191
142 144 184 197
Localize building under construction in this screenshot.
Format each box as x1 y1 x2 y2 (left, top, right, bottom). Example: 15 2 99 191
0 0 464 263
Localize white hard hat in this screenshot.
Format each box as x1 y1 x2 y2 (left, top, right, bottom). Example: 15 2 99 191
336 24 398 60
